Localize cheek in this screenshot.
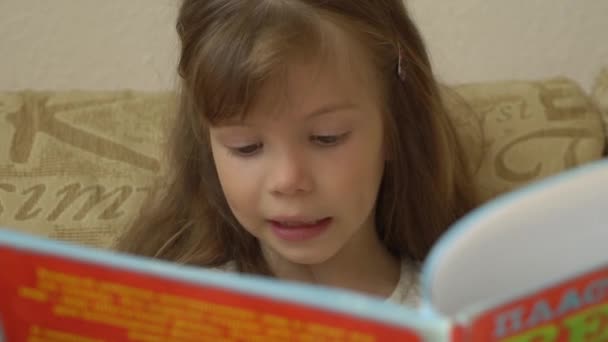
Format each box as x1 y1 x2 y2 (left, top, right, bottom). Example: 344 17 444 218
323 139 385 204
211 149 261 219
215 161 240 200
211 143 243 200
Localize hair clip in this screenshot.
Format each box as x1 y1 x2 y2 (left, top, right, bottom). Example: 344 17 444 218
397 44 407 82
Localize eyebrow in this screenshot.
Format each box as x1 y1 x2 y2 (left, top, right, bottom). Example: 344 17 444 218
305 102 357 119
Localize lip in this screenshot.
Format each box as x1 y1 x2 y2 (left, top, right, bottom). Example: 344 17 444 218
268 217 332 242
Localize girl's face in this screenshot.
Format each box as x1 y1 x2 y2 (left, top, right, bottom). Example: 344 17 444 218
209 51 386 266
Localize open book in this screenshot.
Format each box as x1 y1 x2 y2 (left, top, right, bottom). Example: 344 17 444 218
1 158 607 342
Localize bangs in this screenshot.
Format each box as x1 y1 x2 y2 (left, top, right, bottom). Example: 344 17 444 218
182 2 327 125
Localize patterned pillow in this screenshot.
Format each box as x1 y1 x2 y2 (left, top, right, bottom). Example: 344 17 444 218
0 91 173 248
591 67 608 154
447 78 605 202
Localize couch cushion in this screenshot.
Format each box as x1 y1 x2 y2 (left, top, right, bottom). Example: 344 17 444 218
447 77 605 202
0 90 173 248
591 67 608 153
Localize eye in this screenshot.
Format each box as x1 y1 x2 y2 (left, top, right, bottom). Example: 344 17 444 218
230 143 263 157
311 132 350 147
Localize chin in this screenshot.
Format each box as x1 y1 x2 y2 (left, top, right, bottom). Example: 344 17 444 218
278 247 337 266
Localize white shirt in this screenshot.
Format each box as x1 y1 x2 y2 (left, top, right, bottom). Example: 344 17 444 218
385 260 421 307
216 259 421 307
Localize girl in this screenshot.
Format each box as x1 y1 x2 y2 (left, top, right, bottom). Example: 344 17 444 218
117 0 477 307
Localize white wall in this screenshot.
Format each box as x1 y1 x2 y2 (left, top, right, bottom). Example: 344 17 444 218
1 0 607 92
409 0 608 92
0 0 180 91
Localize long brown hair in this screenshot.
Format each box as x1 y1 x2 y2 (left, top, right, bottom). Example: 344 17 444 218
116 0 478 275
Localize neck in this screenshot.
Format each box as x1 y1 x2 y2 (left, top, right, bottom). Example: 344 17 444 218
263 218 401 299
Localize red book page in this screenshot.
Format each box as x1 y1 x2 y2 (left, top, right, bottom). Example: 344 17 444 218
467 265 608 341
448 323 468 342
0 246 424 342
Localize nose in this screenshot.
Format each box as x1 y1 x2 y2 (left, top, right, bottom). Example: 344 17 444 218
269 149 313 196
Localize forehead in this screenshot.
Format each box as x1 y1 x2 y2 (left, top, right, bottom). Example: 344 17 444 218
243 21 382 122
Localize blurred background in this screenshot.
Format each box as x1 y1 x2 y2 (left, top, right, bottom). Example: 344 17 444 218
0 0 607 92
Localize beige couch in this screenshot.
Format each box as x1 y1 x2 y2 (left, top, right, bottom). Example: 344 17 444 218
1 71 607 250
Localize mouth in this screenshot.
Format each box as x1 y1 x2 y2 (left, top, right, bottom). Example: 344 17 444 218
269 217 330 228
268 217 333 241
